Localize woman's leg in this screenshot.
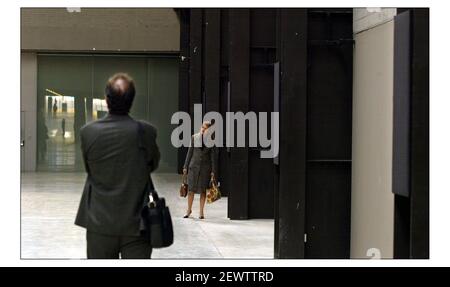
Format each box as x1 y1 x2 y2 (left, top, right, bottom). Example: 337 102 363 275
199 191 206 218
185 191 195 216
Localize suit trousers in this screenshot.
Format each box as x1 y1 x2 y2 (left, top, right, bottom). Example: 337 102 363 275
86 230 152 259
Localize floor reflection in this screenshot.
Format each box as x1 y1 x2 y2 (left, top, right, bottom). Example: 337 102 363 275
21 172 274 259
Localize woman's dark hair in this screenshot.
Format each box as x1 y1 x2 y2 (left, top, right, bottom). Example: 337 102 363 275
105 73 136 114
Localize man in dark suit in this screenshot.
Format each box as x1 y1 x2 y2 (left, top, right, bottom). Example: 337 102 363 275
75 73 160 259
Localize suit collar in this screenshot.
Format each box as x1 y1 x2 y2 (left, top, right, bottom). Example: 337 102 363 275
104 112 132 120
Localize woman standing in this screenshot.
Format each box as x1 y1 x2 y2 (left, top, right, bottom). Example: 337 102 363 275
183 121 216 219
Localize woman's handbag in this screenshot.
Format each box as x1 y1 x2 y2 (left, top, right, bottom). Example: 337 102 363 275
141 179 174 248
206 176 221 204
179 173 188 197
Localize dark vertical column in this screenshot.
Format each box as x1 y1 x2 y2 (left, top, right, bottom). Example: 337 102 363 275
273 8 281 258
393 10 412 258
228 9 250 220
219 9 230 198
409 8 429 259
203 9 221 183
304 9 353 259
248 8 276 219
275 8 308 258
177 9 191 172
189 9 203 121
203 9 221 113
394 195 411 258
393 8 429 259
393 10 411 198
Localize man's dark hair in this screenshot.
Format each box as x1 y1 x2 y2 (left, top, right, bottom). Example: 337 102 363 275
105 73 136 114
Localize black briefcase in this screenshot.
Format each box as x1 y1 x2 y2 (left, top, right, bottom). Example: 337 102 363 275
136 121 173 248
141 183 174 248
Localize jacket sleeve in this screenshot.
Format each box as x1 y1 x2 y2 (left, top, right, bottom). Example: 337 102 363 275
147 126 160 173
80 126 90 174
183 136 194 170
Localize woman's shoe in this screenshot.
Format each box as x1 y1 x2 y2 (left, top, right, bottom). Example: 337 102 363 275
199 215 205 219
183 211 192 218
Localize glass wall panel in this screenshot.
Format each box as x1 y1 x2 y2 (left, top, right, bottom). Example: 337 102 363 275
37 55 92 171
37 54 179 173
147 58 179 172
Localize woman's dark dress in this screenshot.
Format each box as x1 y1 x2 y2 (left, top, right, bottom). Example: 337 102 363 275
183 133 217 194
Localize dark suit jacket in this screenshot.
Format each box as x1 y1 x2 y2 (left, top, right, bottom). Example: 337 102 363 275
75 113 160 236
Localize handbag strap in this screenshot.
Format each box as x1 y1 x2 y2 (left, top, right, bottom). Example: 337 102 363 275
209 173 217 187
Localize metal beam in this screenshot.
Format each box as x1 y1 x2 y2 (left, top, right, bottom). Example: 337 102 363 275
228 8 250 220
275 8 308 258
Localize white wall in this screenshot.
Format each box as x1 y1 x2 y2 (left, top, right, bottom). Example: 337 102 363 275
353 8 397 34
21 53 37 171
351 10 396 259
21 8 180 52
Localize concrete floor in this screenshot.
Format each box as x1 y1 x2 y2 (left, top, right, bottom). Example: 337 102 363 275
21 172 274 259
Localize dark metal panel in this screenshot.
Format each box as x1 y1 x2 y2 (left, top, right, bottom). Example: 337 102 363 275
273 61 280 166
219 79 230 198
394 194 411 258
189 9 203 118
273 9 281 258
177 9 190 172
276 8 308 258
306 45 353 160
307 9 353 42
409 8 429 259
228 8 250 220
203 9 221 186
219 9 230 198
220 9 230 69
203 9 221 113
249 150 274 218
247 9 277 220
304 9 353 259
249 67 274 219
250 9 277 48
392 8 429 259
393 11 411 197
305 162 351 258
273 164 280 255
